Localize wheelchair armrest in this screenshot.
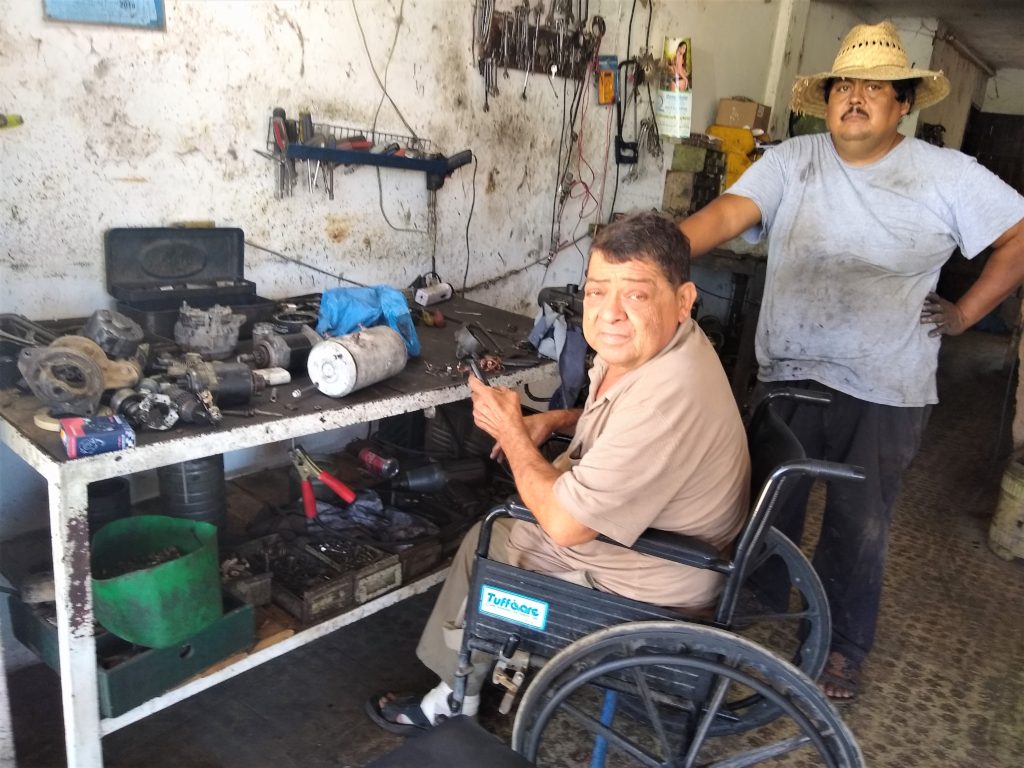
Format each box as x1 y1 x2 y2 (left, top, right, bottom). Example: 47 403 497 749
609 529 728 571
481 497 728 572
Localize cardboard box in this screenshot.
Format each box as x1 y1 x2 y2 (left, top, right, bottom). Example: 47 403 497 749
715 98 771 133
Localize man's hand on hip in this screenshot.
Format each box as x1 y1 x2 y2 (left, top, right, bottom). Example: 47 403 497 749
921 292 969 337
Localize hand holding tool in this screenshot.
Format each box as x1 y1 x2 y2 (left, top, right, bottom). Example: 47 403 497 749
289 445 357 519
467 356 490 385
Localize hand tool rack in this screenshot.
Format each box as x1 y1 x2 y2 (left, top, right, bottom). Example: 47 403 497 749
0 297 554 767
265 119 470 190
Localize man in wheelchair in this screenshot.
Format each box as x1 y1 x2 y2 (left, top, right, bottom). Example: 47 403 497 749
367 211 751 735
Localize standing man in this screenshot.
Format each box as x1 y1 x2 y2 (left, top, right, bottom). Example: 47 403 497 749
680 20 1024 700
367 212 749 734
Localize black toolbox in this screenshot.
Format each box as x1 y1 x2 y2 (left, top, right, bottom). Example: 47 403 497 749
104 227 275 341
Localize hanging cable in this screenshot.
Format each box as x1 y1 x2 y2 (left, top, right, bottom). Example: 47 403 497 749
352 0 418 140
461 154 479 296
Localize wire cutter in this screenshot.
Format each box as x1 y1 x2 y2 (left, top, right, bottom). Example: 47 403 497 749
289 445 357 519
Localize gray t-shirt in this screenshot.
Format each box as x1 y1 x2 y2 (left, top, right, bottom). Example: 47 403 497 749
728 133 1024 406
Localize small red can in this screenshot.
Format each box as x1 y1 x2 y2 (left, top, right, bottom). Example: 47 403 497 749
358 448 399 478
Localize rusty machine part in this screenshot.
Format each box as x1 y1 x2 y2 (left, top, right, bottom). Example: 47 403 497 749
2 314 60 388
108 387 180 431
271 309 319 334
0 313 59 347
166 353 266 406
173 302 245 361
161 384 222 425
82 309 145 359
17 336 142 416
239 322 320 372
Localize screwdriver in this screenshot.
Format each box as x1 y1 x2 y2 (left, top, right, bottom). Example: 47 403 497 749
220 408 284 418
325 135 336 200
271 109 290 197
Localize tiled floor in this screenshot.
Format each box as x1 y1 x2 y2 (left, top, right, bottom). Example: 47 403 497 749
6 330 1024 767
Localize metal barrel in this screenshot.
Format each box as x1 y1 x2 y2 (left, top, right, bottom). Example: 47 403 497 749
157 455 227 529
87 477 132 536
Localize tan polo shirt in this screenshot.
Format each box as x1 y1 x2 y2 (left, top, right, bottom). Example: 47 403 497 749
505 319 749 610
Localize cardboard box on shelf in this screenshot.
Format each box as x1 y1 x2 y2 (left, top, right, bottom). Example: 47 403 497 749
715 98 771 133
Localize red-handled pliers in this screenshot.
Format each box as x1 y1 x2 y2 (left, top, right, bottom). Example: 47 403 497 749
289 445 357 519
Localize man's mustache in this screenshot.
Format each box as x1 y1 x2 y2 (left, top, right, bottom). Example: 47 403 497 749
843 107 868 119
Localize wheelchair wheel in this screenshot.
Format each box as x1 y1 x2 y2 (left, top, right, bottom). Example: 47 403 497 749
512 621 862 768
731 527 830 680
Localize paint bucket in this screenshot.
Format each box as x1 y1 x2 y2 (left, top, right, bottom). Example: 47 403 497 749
157 455 227 529
307 326 408 398
91 515 221 648
989 452 1024 560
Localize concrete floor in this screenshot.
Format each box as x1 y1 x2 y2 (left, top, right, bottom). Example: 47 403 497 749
6 330 1024 767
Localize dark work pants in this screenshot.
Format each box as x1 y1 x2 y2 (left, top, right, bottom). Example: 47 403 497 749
758 380 930 665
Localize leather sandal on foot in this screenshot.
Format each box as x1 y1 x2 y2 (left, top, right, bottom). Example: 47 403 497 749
365 691 432 736
818 651 860 702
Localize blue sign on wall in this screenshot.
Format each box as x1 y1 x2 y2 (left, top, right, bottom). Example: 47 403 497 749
44 0 165 30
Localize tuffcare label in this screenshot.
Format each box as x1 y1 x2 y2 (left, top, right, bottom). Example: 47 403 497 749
479 585 549 630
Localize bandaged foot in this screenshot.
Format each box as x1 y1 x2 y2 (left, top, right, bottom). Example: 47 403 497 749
417 681 480 724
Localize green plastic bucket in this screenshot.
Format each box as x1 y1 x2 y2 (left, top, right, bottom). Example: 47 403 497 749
91 515 221 649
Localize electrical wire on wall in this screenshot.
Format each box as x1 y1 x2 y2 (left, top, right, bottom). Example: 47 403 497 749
244 240 367 287
461 154 479 296
607 0 656 219
544 22 612 282
351 0 433 250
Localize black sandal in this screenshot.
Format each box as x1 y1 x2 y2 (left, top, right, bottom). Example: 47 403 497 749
817 651 861 702
365 691 432 736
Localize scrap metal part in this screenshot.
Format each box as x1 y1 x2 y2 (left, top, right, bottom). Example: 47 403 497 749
166 353 265 406
240 323 321 371
0 313 59 347
17 336 141 415
109 388 179 431
173 302 245 361
82 309 145 358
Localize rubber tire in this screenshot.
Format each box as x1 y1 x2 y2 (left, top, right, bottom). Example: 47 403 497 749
512 621 863 768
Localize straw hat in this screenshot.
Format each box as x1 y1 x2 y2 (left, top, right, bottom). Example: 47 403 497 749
790 21 950 117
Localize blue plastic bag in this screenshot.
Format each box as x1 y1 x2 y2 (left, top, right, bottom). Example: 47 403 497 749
316 285 421 357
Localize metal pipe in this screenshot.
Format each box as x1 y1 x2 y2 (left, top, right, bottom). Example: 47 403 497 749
940 32 995 78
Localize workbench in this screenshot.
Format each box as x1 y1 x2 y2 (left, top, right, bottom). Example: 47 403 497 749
0 296 555 768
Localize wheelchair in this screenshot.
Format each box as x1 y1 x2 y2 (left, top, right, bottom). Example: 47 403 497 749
447 388 867 766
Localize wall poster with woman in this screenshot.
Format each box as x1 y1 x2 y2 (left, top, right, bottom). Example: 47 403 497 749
657 36 692 139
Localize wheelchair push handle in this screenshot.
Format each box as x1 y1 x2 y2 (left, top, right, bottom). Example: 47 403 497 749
793 457 866 483
761 388 833 408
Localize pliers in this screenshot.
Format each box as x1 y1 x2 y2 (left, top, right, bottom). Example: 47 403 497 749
289 445 357 519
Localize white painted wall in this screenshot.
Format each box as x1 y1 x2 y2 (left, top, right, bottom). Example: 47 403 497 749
918 28 989 150
0 0 795 535
984 69 1024 115
1 0 798 672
